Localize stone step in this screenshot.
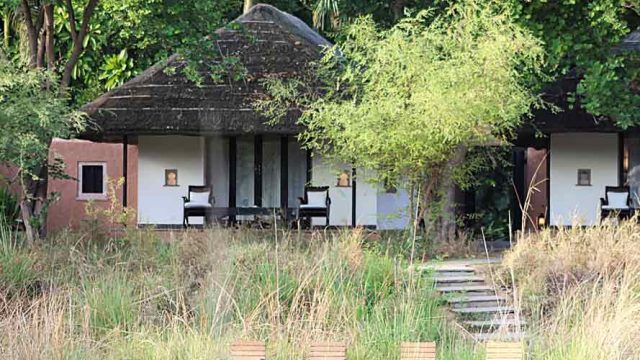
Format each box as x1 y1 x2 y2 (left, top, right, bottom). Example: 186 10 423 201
434 275 484 283
433 270 476 277
451 300 505 309
452 306 515 315
421 265 475 274
472 332 525 342
436 285 494 293
447 295 508 304
448 294 507 308
463 318 526 329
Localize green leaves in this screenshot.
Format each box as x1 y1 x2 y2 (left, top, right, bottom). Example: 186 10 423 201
99 49 134 90
0 58 85 185
298 1 543 186
578 53 640 129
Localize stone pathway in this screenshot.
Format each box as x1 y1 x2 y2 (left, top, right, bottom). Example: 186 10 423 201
421 258 526 342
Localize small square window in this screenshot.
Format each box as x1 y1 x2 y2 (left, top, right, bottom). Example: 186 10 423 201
577 169 591 186
78 162 106 200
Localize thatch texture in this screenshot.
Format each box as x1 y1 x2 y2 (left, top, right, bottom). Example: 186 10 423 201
615 28 640 52
82 4 331 140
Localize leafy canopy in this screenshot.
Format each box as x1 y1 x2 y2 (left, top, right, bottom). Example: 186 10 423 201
0 57 84 186
296 2 544 185
506 0 640 128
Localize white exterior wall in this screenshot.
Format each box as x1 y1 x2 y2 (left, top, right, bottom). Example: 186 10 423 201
550 133 619 226
207 135 229 207
310 157 378 227
262 137 281 208
138 136 205 225
355 169 378 226
377 188 411 230
311 157 353 226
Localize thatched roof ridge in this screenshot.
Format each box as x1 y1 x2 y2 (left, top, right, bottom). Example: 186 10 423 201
82 4 331 140
615 28 640 52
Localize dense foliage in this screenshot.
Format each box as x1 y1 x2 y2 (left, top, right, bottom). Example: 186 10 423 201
0 57 84 242
260 1 543 236
507 0 640 127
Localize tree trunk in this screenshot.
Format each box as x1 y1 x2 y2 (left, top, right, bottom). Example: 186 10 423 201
36 29 45 68
3 11 9 49
416 166 441 236
391 0 407 21
19 199 35 246
20 0 38 67
244 0 254 14
437 146 466 242
60 0 99 93
44 4 55 70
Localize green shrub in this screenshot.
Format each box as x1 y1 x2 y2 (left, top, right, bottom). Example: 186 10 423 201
83 271 138 333
0 223 39 295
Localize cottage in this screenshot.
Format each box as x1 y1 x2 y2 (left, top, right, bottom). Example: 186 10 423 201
516 29 640 227
83 4 410 229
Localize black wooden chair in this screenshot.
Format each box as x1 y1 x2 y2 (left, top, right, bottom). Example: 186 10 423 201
600 186 633 221
183 185 214 228
297 186 331 226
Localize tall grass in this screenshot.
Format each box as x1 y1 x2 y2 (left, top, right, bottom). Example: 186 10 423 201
0 225 479 359
503 220 640 360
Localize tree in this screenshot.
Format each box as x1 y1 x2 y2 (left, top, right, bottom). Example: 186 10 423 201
0 57 84 244
307 0 428 31
507 0 640 127
12 0 98 88
0 0 240 241
259 1 543 241
0 0 99 241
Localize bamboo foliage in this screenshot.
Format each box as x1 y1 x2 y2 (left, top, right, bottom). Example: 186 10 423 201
298 0 544 238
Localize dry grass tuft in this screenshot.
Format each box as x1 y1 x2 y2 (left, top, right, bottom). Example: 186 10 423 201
0 225 479 359
503 219 640 360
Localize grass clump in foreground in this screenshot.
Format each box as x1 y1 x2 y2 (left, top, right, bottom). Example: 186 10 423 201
503 219 640 360
0 225 479 359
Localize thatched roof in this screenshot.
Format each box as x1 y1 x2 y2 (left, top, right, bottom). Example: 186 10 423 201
615 28 640 52
514 72 619 148
515 29 640 147
82 4 331 140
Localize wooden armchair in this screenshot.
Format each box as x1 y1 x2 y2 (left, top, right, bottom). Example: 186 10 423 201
182 185 214 228
600 186 633 221
298 186 331 226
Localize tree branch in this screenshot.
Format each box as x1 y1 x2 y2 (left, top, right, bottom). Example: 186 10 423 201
37 28 45 67
64 0 78 44
60 0 99 93
44 4 55 70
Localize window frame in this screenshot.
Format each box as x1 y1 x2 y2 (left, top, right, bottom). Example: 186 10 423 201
576 168 592 187
77 161 107 200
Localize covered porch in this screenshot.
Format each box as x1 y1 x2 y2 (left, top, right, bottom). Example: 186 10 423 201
135 134 311 226
515 74 640 226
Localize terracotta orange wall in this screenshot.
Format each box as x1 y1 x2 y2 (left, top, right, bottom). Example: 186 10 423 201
46 139 138 232
525 148 548 230
0 163 21 195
